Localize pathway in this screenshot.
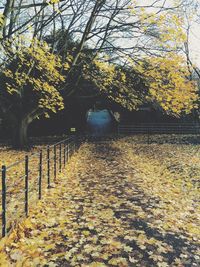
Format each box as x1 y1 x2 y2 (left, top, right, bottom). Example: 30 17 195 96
0 140 199 267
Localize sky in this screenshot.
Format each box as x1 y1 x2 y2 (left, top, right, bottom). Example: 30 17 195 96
190 22 200 67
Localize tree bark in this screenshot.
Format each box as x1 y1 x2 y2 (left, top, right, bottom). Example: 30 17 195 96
12 118 29 149
11 108 43 149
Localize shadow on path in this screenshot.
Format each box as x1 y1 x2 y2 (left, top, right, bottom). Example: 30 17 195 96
88 142 199 267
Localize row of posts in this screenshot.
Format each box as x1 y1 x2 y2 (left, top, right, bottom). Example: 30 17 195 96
1 137 77 238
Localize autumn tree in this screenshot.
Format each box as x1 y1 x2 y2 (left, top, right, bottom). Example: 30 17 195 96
0 38 68 148
47 0 197 100
174 0 200 119
175 0 200 78
132 54 198 116
43 32 147 110
80 55 147 110
0 0 199 147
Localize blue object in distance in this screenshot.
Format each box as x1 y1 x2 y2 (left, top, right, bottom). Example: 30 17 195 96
86 109 112 136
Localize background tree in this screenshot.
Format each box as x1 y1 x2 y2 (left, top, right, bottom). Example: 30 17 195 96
178 0 200 78
132 54 198 116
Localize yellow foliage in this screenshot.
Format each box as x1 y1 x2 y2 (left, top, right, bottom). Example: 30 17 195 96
133 54 198 115
84 57 144 111
87 262 107 267
129 0 186 49
47 0 60 4
3 38 65 115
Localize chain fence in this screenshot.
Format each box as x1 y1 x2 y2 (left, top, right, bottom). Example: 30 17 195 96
1 136 79 238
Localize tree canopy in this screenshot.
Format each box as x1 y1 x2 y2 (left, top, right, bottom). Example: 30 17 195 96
133 54 198 116
0 0 199 147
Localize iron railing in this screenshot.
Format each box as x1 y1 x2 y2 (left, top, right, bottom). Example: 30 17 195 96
1 136 79 238
118 123 200 135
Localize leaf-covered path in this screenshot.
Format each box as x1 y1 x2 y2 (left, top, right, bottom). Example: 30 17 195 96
0 140 199 267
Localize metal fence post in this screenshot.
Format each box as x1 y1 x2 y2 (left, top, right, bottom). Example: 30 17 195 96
75 136 79 151
59 143 62 172
39 151 42 199
75 137 77 152
72 138 74 154
64 141 66 166
2 165 6 237
25 155 29 217
54 145 57 181
47 146 50 188
73 136 76 153
69 141 71 158
67 142 69 162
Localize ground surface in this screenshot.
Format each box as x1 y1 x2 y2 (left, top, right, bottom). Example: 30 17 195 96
0 145 48 233
0 137 200 266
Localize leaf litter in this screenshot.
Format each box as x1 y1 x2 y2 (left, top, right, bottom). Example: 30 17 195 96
0 137 199 266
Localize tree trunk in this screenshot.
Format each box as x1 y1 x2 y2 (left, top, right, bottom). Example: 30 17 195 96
12 118 29 149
